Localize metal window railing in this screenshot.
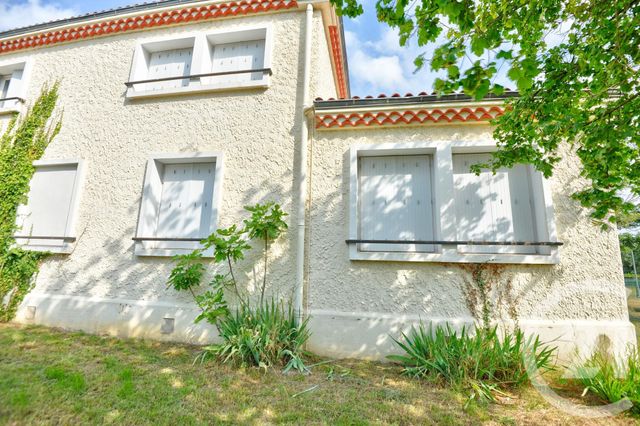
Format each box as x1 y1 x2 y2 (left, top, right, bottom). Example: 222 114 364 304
346 239 563 246
132 237 206 242
0 97 26 104
124 68 272 88
13 235 76 242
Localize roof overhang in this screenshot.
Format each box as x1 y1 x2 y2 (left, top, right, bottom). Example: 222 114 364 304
0 0 299 55
313 92 518 130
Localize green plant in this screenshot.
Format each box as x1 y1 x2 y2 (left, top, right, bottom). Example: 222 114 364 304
0 84 61 322
168 202 307 372
389 324 556 402
576 350 640 414
243 202 288 305
200 300 310 372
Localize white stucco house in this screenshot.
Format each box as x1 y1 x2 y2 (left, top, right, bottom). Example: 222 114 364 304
0 0 635 360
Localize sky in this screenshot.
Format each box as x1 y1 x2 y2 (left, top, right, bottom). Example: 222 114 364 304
0 0 467 97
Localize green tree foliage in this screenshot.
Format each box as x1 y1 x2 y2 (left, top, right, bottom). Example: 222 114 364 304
332 0 639 226
620 233 640 274
0 84 61 321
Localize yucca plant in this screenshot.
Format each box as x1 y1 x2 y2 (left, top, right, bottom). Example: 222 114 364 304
389 324 556 401
200 300 310 372
577 349 640 413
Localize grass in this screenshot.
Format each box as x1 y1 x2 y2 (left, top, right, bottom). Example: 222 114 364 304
0 324 638 425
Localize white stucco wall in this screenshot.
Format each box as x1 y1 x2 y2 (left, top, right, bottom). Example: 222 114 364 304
306 123 637 360
3 3 634 362
4 8 336 342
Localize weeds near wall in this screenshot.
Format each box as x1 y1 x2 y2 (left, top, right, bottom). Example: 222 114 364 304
168 202 310 372
389 324 556 403
459 263 518 330
0 84 61 322
576 349 640 414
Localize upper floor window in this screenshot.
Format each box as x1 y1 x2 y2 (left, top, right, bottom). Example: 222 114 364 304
134 153 224 257
348 143 559 264
15 160 85 254
126 26 272 99
0 60 29 112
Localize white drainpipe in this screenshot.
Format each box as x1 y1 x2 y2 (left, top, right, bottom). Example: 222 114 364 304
294 3 313 320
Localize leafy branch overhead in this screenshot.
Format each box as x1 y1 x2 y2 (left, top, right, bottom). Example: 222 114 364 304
331 0 640 226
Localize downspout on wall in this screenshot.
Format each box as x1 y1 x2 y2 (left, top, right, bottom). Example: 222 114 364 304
294 3 313 320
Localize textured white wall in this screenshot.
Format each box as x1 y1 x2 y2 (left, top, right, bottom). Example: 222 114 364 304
307 124 636 359
0 10 334 316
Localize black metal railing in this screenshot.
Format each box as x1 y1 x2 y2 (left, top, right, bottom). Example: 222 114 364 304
0 97 26 104
13 235 76 242
346 239 563 246
132 237 205 242
124 68 272 87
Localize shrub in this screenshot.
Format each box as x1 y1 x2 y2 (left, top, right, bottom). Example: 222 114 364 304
577 349 640 414
389 324 556 402
200 300 310 372
167 203 309 372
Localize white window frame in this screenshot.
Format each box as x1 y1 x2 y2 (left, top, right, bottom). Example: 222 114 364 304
134 152 224 257
15 159 85 254
0 58 32 115
349 141 559 265
126 25 273 99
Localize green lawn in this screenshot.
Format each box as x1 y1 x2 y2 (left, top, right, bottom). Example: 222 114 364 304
0 324 637 425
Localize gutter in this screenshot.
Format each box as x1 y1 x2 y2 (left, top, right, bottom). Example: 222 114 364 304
294 3 313 321
314 91 520 110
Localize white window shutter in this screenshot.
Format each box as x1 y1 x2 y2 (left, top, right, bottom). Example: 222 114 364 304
211 39 265 84
155 162 216 244
147 48 193 90
17 164 78 246
0 75 11 108
359 155 434 252
453 154 536 254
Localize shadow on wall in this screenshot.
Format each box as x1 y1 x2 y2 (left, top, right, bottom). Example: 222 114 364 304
16 18 312 343
19 160 299 344
300 135 636 359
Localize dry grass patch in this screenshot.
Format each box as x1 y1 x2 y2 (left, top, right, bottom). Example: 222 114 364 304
0 324 638 425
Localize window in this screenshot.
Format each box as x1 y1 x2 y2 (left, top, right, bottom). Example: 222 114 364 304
0 60 29 112
135 153 224 257
359 155 434 253
453 153 536 254
15 160 84 254
349 143 559 264
126 26 272 99
146 47 193 91
128 36 195 93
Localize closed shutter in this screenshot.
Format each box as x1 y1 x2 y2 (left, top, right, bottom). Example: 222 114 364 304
211 39 265 84
155 162 215 239
17 164 78 246
147 48 193 90
0 75 10 108
453 153 536 254
359 155 434 252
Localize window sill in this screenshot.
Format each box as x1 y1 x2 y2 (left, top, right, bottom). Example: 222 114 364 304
17 243 75 254
349 247 560 265
0 106 21 115
125 79 269 100
134 243 213 258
